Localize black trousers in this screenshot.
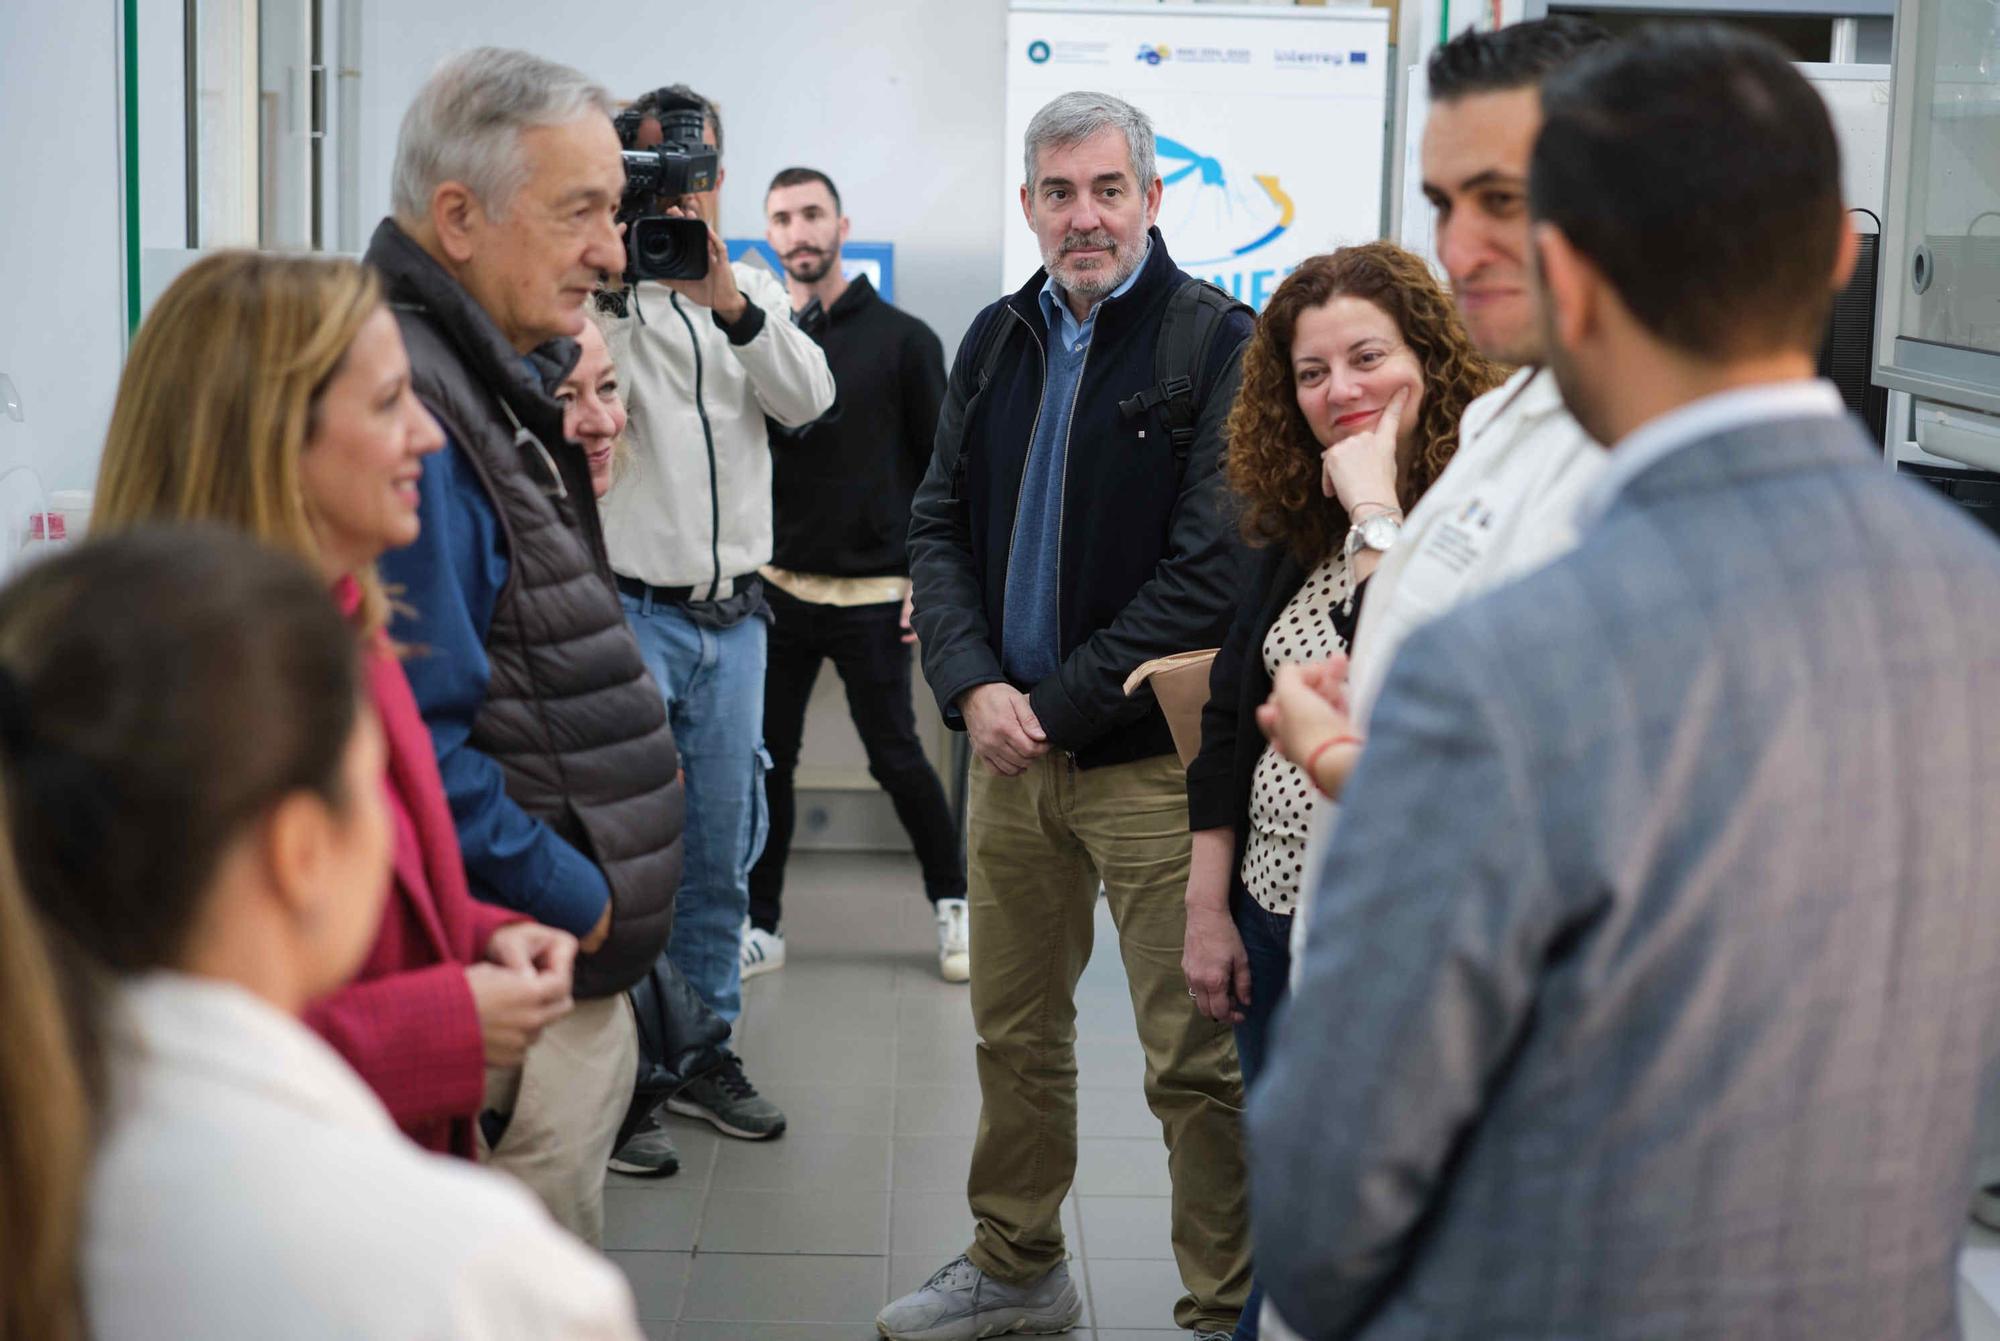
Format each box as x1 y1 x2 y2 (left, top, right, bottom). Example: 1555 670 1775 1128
749 584 965 931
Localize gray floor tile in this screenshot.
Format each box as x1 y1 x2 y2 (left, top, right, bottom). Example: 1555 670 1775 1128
896 959 980 997
1074 997 1144 1042
699 1186 891 1255
1073 1139 1173 1197
1075 1037 1150 1089
894 1032 981 1085
1083 1257 1192 1331
890 1133 976 1192
604 1186 704 1252
639 1319 675 1341
750 1029 898 1086
757 958 914 996
890 1190 978 1257
747 979 904 1039
606 1250 692 1321
896 991 974 1032
676 1325 881 1341
755 1082 895 1134
683 1252 886 1323
892 1084 984 1136
1075 1196 1174 1260
1078 1085 1161 1139
1093 1332 1184 1339
712 1129 892 1191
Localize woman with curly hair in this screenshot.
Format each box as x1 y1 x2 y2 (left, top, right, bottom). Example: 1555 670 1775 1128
1182 242 1504 1085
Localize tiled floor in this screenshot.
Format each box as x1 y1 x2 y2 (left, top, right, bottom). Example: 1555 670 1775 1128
605 850 1189 1340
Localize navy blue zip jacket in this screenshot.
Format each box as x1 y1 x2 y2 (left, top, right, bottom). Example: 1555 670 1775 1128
907 228 1252 770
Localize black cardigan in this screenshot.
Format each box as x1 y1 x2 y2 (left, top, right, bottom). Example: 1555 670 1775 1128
1185 542 1365 904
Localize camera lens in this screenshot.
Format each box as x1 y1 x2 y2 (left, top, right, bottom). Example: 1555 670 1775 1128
628 216 710 282
638 224 680 270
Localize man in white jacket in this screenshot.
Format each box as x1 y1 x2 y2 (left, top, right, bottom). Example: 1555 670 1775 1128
1267 18 1615 806
602 84 834 1163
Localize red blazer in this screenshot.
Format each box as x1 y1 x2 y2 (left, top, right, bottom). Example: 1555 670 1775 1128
304 579 521 1156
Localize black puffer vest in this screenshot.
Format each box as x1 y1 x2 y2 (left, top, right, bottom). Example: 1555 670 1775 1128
366 220 684 999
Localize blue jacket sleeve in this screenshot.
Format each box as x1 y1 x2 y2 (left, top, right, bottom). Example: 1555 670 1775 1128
377 436 612 937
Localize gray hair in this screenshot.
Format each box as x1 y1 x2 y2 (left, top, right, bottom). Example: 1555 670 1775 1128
391 47 613 222
1022 91 1157 193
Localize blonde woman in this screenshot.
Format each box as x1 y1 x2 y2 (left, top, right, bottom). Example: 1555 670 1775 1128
93 252 628 1242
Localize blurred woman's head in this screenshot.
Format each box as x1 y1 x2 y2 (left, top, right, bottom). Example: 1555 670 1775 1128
1227 242 1506 565
0 779 88 1341
559 310 627 499
94 251 443 631
0 527 387 1340
0 527 387 1007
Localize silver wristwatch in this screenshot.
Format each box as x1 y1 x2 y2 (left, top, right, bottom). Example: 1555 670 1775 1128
1345 511 1402 559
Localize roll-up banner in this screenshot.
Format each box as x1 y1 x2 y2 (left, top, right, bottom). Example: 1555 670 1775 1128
1005 1 1391 312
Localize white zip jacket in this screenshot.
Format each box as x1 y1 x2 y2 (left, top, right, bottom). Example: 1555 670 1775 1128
1346 365 1605 721
603 261 835 594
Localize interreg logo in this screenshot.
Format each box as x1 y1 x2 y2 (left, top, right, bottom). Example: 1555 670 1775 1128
1275 49 1348 68
1157 134 1297 310
1136 43 1170 65
1027 39 1052 64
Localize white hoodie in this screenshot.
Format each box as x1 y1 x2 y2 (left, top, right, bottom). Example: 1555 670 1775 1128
603 261 835 594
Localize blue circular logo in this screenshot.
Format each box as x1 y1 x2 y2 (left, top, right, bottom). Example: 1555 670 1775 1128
1028 40 1051 64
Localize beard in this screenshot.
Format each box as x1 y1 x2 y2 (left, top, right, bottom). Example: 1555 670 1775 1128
1043 228 1141 303
1535 290 1612 446
783 247 837 284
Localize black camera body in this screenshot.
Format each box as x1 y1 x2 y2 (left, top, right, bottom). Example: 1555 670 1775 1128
612 92 718 284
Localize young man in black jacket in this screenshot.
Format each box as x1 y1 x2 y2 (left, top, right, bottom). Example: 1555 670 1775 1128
882 93 1252 1341
749 167 967 983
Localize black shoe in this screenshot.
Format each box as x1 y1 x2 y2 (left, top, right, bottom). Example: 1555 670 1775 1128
607 1105 681 1177
666 1050 787 1140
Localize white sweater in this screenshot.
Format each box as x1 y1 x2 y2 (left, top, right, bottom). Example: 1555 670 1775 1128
87 974 641 1341
603 262 836 593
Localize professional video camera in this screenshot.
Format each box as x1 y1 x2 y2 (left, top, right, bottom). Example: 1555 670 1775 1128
611 89 718 284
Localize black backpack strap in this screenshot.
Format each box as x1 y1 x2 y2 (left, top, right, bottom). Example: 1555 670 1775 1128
948 308 1022 503
1119 278 1253 472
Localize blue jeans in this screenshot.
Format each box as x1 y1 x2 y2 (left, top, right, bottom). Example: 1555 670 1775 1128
621 593 770 1026
1230 888 1294 1341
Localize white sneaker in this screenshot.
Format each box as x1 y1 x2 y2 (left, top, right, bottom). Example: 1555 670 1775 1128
935 898 970 983
741 925 785 980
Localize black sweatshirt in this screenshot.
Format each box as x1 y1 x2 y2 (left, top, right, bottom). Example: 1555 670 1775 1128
769 275 946 578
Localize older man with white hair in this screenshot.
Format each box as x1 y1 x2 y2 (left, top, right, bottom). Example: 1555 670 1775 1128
370 47 690 1243
882 90 1255 1341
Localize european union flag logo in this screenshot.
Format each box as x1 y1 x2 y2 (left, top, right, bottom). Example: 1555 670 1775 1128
1351 51 1369 64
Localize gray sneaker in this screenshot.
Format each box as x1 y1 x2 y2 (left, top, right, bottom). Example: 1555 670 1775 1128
606 1109 679 1177
666 1050 787 1140
876 1255 1081 1340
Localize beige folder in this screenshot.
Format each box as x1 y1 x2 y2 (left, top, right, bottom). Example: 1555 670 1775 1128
1122 649 1220 769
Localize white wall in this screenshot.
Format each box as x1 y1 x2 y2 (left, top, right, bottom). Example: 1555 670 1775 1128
356 0 1012 355
0 1 130 497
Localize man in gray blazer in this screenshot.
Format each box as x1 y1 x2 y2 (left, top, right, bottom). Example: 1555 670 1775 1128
1249 25 2000 1340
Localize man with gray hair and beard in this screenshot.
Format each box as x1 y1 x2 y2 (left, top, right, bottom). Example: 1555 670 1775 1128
882 90 1254 1341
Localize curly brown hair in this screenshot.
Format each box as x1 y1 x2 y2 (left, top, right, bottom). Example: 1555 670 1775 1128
1225 242 1507 567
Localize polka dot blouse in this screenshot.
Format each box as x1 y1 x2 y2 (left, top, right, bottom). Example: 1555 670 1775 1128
1242 553 1353 915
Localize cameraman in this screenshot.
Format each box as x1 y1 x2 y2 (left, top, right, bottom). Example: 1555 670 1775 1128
603 84 834 1157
